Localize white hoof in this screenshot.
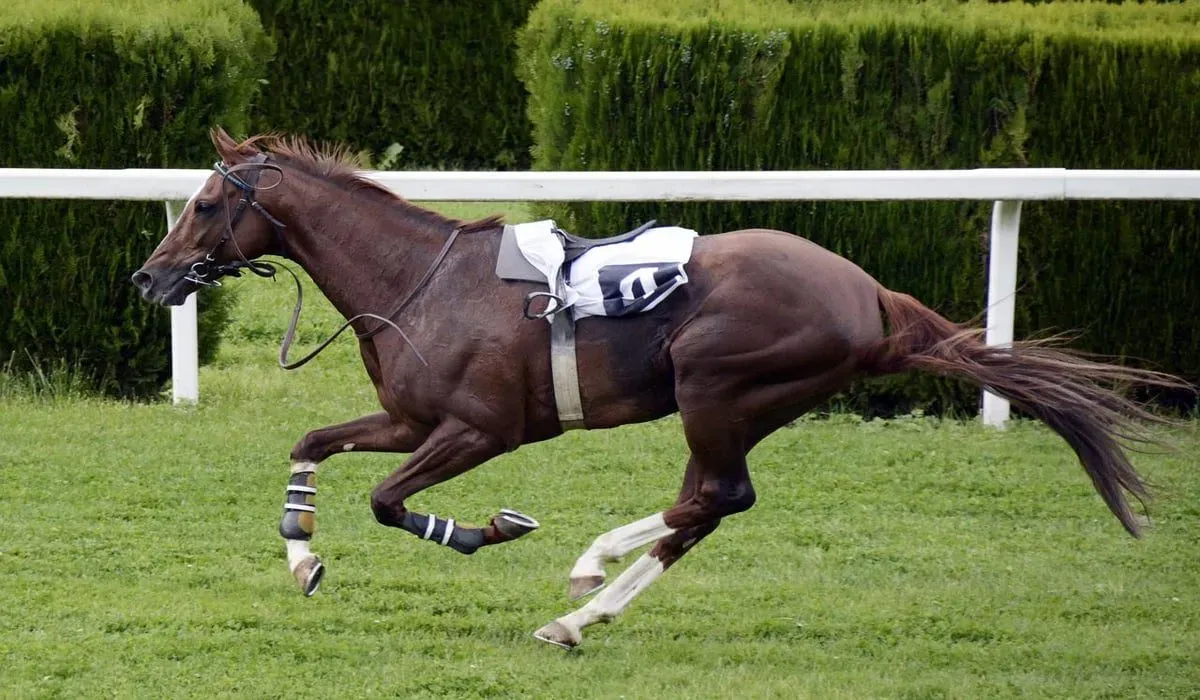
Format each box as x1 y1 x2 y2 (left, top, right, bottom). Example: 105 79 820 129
533 620 581 649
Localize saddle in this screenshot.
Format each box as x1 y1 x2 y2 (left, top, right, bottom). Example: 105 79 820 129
560 220 657 264
495 220 658 284
494 218 696 433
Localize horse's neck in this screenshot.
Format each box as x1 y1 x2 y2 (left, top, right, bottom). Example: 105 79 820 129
271 177 452 322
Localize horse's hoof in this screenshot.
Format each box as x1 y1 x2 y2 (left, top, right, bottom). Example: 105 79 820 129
293 555 325 597
568 575 606 601
533 621 580 650
493 509 540 541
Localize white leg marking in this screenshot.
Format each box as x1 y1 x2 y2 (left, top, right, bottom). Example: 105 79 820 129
286 538 313 573
570 513 674 579
557 554 665 636
342 443 355 452
290 460 319 474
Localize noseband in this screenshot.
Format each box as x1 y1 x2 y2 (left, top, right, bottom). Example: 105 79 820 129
184 154 287 287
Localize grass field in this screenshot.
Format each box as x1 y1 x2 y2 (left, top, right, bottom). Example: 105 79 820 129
2 203 1198 698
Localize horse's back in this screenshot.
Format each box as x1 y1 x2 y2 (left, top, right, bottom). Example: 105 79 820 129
688 228 884 343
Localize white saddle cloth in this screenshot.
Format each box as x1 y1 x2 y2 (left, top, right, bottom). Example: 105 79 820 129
511 220 698 321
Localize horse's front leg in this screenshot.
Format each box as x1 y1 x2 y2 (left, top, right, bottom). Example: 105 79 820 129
369 416 540 555
283 412 427 595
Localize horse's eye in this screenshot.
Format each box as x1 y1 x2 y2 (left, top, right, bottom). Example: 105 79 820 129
195 201 215 214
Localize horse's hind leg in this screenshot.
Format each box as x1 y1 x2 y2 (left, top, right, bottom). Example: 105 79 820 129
535 414 753 648
562 454 706 600
283 412 425 595
534 517 722 649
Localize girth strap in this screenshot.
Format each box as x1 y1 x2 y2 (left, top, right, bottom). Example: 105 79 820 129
550 307 586 430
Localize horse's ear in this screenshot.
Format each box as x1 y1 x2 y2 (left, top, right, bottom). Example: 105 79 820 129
209 126 257 164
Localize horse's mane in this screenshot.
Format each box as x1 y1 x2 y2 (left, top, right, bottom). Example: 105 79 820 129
238 133 502 234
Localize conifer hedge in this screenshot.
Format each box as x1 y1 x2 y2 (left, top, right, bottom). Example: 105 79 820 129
249 0 538 169
519 0 1200 414
0 0 271 397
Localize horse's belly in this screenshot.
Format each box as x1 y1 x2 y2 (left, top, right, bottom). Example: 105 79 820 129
572 312 680 429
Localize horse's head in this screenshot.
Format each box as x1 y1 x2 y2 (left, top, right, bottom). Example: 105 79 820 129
131 127 284 306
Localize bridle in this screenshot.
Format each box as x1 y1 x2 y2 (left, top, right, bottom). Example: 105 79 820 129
184 154 469 370
184 154 286 288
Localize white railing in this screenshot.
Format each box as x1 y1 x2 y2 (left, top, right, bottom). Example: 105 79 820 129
4 168 1200 425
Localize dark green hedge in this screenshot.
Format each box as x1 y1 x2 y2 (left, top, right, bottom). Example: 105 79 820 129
519 0 1200 415
0 0 270 398
249 0 538 170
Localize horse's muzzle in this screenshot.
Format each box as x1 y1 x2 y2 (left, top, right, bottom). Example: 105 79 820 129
131 267 194 306
131 269 154 294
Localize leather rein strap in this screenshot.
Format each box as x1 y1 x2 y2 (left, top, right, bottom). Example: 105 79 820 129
274 225 464 370
356 226 464 342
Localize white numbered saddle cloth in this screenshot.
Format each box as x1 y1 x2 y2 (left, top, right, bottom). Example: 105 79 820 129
504 219 698 321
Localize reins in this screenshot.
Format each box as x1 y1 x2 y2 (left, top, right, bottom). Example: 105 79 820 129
356 226 464 342
197 157 465 370
272 263 431 370
273 226 464 369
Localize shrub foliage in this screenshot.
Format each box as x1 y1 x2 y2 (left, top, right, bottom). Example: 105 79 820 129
249 0 538 170
0 0 271 397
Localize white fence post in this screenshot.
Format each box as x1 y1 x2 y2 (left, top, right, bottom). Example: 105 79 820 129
163 200 199 404
982 200 1023 428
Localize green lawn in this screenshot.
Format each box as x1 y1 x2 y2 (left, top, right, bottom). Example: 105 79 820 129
1 202 1198 698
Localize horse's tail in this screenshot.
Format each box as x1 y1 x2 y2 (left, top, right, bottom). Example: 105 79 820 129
867 286 1191 537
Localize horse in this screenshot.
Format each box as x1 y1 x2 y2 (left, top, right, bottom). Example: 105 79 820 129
132 128 1186 649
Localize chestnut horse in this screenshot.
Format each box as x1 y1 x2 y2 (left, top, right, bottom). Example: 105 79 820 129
133 129 1183 649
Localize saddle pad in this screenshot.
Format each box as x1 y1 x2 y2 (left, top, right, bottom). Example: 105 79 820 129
495 224 545 283
566 226 697 319
506 220 698 321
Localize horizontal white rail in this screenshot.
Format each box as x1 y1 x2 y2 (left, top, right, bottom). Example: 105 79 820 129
3 167 1200 201
3 168 1198 423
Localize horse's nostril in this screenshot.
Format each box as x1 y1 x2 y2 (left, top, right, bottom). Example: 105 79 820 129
131 270 154 291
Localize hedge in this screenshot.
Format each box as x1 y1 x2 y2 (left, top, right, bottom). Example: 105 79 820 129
249 0 538 170
0 0 271 398
519 0 1200 415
